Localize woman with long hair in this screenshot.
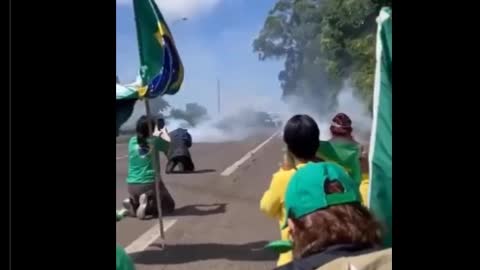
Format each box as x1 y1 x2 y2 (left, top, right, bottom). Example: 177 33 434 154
276 162 391 270
122 115 175 219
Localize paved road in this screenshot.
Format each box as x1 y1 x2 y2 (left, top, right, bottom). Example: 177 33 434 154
116 131 284 270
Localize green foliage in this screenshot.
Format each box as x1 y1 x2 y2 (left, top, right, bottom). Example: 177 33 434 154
254 0 391 112
167 102 209 127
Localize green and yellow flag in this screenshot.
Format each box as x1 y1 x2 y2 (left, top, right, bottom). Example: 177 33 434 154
133 0 183 98
317 141 362 184
116 0 184 135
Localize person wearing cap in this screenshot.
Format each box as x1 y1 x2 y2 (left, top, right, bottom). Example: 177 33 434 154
329 113 370 206
260 114 322 267
276 162 391 270
329 113 357 144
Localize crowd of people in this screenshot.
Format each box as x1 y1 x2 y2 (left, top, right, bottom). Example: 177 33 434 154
116 113 391 270
260 113 391 270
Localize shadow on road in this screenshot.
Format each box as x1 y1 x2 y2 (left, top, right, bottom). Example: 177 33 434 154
167 169 216 174
172 203 227 217
131 241 276 264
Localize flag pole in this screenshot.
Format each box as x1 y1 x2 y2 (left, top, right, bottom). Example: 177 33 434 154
144 98 166 249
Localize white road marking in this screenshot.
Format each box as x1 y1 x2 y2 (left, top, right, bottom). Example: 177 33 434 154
221 130 281 176
116 155 128 160
125 219 177 254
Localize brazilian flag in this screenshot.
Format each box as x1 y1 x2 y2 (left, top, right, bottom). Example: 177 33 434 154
316 141 362 184
116 0 184 135
133 0 184 98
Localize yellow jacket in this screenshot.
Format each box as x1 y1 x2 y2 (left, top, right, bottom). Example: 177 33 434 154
260 164 305 267
359 173 369 206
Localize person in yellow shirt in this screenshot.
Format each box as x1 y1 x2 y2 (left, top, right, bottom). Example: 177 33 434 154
260 114 322 267
359 144 370 206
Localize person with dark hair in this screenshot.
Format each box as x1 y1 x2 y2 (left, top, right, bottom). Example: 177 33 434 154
260 114 322 267
122 115 176 220
166 128 195 174
276 162 391 270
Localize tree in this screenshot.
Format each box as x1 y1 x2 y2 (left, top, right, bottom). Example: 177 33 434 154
167 103 209 127
254 0 391 112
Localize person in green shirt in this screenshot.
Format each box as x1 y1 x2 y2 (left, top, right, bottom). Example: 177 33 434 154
116 213 135 270
116 245 135 270
122 115 176 219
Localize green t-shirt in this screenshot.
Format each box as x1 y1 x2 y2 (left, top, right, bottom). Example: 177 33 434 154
116 245 135 270
126 136 169 184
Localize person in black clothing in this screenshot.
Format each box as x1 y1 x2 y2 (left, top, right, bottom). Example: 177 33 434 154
166 128 195 173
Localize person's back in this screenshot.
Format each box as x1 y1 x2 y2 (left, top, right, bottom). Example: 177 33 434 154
329 113 358 144
328 113 370 204
166 128 194 173
126 136 168 184
123 115 175 219
261 164 306 266
277 245 391 270
260 114 321 267
275 162 390 270
314 248 391 270
168 128 192 159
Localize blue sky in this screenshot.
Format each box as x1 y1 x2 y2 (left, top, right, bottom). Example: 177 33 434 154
116 0 285 115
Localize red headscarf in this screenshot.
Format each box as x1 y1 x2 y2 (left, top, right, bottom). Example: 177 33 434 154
330 113 353 139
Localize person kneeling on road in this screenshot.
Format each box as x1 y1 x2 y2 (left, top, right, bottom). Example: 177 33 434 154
166 128 195 174
122 115 176 220
275 162 391 270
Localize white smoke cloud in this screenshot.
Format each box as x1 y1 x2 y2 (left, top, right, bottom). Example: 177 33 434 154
157 82 372 145
281 82 372 144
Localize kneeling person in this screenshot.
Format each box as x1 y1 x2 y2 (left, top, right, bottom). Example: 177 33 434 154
166 128 195 173
123 116 176 219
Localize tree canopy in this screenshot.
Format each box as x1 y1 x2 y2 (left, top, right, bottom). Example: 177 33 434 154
167 102 209 127
253 0 391 112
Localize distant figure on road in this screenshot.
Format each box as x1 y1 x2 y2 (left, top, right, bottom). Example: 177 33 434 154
122 115 176 219
275 162 391 270
260 114 322 267
166 128 195 174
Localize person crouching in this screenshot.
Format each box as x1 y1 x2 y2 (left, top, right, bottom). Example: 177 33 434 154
122 116 176 219
166 128 195 174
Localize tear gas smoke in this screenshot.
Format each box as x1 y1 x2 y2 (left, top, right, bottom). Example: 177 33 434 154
163 82 372 144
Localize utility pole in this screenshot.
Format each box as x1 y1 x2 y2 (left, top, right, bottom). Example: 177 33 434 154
217 78 221 115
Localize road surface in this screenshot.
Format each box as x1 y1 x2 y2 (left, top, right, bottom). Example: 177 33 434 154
116 131 284 270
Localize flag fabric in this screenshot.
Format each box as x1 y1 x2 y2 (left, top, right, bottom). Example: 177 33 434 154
368 7 392 247
316 141 362 184
133 0 184 98
116 84 138 136
116 0 184 135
